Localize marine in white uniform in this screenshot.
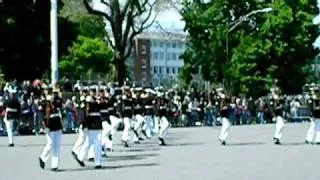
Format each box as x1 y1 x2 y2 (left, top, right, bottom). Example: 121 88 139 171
73 87 103 169
4 88 21 147
39 91 63 171
218 90 230 145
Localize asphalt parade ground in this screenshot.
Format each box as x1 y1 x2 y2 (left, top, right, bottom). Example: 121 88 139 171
0 123 319 180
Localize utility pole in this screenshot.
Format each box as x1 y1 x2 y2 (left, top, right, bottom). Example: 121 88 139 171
50 0 58 86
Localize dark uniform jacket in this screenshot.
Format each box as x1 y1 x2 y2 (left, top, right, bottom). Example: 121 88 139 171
122 95 133 118
312 98 320 118
86 96 102 130
143 97 154 116
99 100 110 124
133 98 144 115
5 96 21 120
45 99 63 131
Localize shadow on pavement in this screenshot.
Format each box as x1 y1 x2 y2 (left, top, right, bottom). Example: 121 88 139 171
0 143 74 148
280 142 307 146
116 147 161 152
165 142 205 147
226 142 265 146
60 163 159 172
106 153 159 161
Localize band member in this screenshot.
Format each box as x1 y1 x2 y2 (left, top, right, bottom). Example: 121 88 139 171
39 91 63 171
142 88 156 139
306 87 320 144
218 90 230 145
103 87 122 151
4 89 20 147
272 92 284 145
132 87 145 143
121 86 133 147
99 90 111 156
157 92 170 146
72 95 87 158
74 87 102 169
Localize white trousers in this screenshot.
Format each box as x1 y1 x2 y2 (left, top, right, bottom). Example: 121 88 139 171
103 116 121 149
133 114 145 141
219 117 230 141
306 119 315 142
4 119 14 144
143 115 153 138
109 115 121 135
306 118 320 143
153 116 160 135
122 117 131 142
40 130 62 169
101 121 112 148
78 130 102 166
274 116 285 139
159 116 169 139
72 128 87 156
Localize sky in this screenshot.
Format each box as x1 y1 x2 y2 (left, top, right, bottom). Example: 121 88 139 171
94 0 320 48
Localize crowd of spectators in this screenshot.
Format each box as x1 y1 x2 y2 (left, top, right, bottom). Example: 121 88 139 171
0 79 313 136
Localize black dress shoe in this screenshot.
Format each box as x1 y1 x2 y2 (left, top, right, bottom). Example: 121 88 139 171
106 148 112 152
71 153 85 167
71 151 77 157
95 165 102 169
305 140 311 144
274 138 281 145
134 141 140 144
8 144 14 147
39 157 45 169
108 134 113 141
221 141 226 145
159 138 167 146
122 140 129 148
51 168 59 172
138 137 145 141
88 158 94 162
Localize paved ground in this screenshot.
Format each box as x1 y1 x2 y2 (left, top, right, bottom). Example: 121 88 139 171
0 123 319 180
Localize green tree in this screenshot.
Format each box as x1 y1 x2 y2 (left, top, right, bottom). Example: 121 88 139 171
181 0 319 96
0 0 78 80
83 0 161 86
60 0 106 39
59 36 113 79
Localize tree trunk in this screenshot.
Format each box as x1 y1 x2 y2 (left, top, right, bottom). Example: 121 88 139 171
114 56 126 86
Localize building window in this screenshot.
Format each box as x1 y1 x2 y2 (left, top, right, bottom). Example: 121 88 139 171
153 41 157 47
166 42 170 48
172 53 176 60
141 58 146 65
141 45 146 54
153 52 158 60
160 52 164 60
154 66 157 74
167 53 171 60
178 67 181 73
172 41 176 48
159 67 162 74
160 41 164 47
178 41 183 48
172 67 176 74
166 67 170 74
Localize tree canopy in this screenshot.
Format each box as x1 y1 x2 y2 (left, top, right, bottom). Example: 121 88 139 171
59 36 113 79
0 0 77 81
83 0 161 85
181 0 319 96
